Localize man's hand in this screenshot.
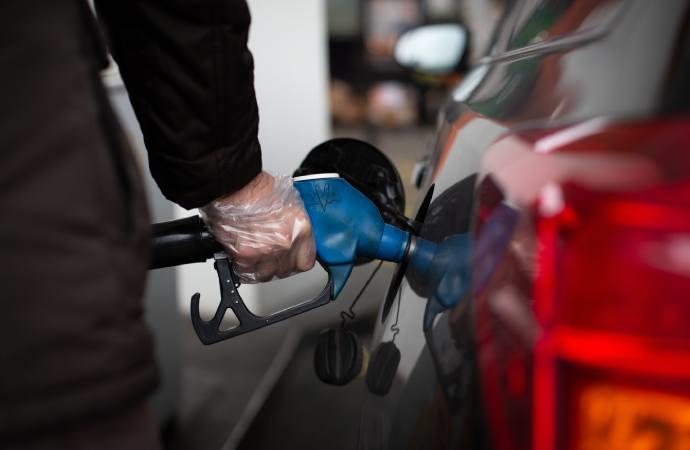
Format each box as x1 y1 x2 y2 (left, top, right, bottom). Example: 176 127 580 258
200 172 316 283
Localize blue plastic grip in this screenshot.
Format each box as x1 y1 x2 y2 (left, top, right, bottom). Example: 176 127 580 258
408 238 437 276
376 224 410 262
294 176 411 299
294 175 471 313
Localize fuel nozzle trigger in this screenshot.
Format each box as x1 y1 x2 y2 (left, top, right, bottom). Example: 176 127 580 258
189 254 333 344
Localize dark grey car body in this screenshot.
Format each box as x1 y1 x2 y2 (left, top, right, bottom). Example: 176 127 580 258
357 1 690 449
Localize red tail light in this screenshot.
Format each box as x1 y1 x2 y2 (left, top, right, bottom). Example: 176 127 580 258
474 117 690 450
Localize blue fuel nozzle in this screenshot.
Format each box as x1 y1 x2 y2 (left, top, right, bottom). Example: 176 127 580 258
295 175 471 309
294 175 412 298
152 173 470 345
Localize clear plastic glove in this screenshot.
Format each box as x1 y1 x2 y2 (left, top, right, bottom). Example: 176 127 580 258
200 172 316 283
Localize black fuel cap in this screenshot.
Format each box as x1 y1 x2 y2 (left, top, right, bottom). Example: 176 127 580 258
314 328 363 386
366 341 400 396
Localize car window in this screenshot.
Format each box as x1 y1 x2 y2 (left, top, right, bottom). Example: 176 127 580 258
507 0 629 50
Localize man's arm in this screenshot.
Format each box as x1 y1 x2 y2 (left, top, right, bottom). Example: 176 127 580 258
95 0 261 209
95 0 316 282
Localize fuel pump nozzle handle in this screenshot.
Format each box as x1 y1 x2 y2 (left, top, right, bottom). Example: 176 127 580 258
150 215 221 269
149 213 334 345
150 175 415 345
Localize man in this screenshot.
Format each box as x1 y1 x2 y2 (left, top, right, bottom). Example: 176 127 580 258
0 0 315 447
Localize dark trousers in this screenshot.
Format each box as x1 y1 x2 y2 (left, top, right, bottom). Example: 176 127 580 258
2 402 162 450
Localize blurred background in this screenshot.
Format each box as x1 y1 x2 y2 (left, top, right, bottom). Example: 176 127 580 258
102 1 495 448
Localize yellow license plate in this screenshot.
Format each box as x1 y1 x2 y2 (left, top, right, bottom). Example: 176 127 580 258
577 384 690 450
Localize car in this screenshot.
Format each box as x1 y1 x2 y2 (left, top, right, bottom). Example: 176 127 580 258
351 1 690 449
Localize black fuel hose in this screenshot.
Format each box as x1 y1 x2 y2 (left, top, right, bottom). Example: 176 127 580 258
150 216 222 269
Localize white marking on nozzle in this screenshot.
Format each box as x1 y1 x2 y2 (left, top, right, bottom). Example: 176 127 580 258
293 173 340 181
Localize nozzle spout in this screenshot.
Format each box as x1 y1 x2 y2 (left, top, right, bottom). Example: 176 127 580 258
375 224 411 262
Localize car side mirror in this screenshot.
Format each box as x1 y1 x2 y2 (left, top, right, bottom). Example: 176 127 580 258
394 24 468 76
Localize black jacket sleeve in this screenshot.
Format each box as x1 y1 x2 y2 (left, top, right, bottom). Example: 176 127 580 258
95 0 262 209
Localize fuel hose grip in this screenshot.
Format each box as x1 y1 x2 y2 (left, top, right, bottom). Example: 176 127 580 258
150 174 416 344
